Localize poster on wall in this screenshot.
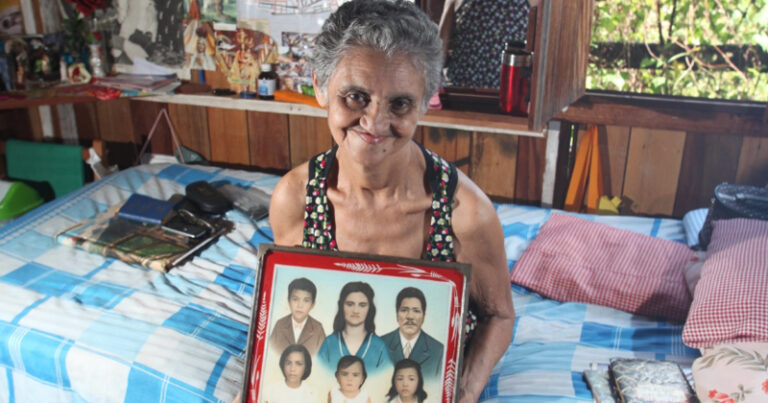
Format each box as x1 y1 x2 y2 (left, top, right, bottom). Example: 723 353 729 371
95 0 188 78
213 25 277 92
182 20 216 71
0 0 23 37
237 0 350 93
185 0 236 23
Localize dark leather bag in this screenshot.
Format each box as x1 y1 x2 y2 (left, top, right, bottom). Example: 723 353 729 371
697 183 768 250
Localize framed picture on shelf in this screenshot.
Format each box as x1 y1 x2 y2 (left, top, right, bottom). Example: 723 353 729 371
242 244 471 403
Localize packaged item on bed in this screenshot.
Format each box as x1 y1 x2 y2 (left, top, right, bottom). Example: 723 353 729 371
217 183 270 221
609 358 695 403
55 203 231 272
584 362 620 403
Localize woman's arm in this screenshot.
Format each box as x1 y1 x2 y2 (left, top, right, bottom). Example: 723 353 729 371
452 172 516 403
269 163 309 246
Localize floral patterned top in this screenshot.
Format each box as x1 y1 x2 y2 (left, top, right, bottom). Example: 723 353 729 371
444 0 530 89
301 144 478 337
302 144 458 261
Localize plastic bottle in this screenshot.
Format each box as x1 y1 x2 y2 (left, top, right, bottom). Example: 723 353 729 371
258 64 277 100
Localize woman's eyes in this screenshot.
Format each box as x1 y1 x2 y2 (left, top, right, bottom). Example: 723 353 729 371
391 98 413 114
341 92 413 114
343 92 368 109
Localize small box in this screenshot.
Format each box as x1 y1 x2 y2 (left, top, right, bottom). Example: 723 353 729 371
117 194 176 225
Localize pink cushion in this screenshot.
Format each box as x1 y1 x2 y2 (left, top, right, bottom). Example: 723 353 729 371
691 342 768 403
510 213 693 320
682 219 768 348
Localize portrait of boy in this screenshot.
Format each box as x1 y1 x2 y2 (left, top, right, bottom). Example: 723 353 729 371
269 277 326 355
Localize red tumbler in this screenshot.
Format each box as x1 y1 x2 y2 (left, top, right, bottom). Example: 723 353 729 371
499 41 532 116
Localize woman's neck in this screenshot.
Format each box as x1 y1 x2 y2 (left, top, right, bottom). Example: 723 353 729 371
343 323 367 338
335 141 421 196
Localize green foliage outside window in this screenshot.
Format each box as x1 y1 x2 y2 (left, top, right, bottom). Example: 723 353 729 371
588 0 768 102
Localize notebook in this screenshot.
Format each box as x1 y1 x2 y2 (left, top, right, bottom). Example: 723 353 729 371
116 193 176 225
584 362 619 403
609 358 695 403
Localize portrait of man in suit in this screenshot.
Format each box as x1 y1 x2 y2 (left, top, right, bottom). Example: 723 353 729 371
381 287 444 379
269 277 326 355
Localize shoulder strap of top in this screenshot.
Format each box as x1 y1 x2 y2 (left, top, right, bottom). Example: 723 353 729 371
307 146 337 182
416 142 459 199
416 142 458 263
303 147 338 250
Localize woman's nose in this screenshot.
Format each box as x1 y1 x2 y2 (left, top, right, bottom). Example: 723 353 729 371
359 101 389 135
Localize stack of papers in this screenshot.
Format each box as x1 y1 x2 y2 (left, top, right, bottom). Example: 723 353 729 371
94 74 181 95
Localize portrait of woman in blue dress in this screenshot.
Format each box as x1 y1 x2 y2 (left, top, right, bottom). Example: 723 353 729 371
317 281 393 374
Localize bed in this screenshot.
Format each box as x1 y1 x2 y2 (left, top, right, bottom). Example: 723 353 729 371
0 163 701 402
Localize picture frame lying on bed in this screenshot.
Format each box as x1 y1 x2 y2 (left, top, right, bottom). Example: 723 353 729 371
242 244 471 403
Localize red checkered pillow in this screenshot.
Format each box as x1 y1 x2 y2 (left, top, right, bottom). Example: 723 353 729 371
682 218 768 348
510 213 693 320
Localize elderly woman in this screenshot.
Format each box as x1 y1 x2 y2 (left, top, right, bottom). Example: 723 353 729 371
269 0 515 401
317 281 392 374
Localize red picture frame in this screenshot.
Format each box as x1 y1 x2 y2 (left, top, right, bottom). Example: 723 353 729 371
242 244 470 403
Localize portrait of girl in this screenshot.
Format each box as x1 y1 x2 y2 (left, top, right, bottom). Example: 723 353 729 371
386 359 428 403
262 344 318 403
329 355 370 403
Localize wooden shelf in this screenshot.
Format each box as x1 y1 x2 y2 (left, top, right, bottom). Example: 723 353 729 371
136 93 542 137
1 90 543 137
0 93 97 110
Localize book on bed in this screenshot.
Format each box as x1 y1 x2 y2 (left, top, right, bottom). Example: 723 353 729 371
584 363 620 403
609 358 695 403
55 204 231 273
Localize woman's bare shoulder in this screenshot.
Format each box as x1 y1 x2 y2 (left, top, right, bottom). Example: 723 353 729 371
273 162 309 201
452 170 498 233
269 162 310 246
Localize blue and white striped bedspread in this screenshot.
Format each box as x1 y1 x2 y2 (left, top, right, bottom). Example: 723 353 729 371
485 204 699 402
0 164 699 402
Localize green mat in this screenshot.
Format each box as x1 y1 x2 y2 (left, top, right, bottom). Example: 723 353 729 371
5 139 85 199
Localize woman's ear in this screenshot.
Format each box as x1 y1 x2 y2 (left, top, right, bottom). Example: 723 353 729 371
312 73 328 107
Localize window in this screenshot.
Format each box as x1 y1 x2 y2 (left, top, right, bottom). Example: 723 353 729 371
588 0 768 102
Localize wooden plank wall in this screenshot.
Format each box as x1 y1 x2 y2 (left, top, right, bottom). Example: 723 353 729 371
569 123 768 217
2 101 541 203
5 99 766 219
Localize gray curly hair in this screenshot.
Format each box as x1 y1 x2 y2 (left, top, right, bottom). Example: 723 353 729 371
310 0 442 111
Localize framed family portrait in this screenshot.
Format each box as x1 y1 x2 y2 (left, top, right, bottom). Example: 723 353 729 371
242 245 471 403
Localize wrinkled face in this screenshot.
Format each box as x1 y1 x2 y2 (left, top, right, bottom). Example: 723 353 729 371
337 361 365 394
289 289 314 323
283 351 305 385
343 291 370 328
397 297 424 339
394 367 419 399
314 47 426 166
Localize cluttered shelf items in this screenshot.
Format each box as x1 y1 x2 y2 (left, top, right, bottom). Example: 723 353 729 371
0 0 340 102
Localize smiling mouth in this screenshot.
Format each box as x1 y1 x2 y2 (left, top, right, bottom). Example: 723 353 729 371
359 131 387 145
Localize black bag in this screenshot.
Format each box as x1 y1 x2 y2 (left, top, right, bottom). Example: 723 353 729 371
697 183 768 250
